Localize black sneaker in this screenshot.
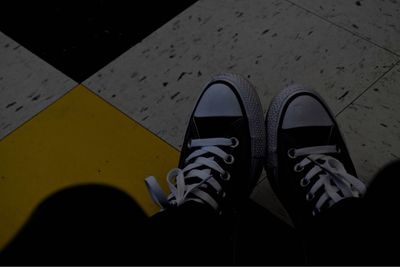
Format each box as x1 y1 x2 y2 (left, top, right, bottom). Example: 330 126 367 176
265 85 366 228
146 73 266 213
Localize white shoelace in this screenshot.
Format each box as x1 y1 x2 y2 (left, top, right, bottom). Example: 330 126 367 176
290 145 367 216
145 137 238 211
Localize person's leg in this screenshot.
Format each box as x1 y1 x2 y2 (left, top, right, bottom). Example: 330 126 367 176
361 160 400 265
1 185 304 266
234 199 306 265
0 183 234 265
310 160 400 265
0 184 149 265
265 85 367 265
307 160 400 265
147 198 306 265
304 197 366 264
145 73 269 265
147 201 234 265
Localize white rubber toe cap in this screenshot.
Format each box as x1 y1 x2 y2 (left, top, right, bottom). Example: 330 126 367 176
194 83 242 117
282 95 333 129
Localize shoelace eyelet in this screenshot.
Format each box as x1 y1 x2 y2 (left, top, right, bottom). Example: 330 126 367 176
294 163 304 172
300 178 310 187
288 148 297 159
306 192 314 201
230 137 239 148
224 154 235 164
220 171 231 181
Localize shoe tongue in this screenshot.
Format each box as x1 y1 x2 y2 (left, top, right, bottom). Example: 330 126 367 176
193 116 242 138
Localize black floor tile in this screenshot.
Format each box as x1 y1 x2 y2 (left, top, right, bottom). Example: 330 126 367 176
0 1 197 82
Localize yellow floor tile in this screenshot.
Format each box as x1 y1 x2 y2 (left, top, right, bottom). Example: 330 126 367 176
0 85 179 250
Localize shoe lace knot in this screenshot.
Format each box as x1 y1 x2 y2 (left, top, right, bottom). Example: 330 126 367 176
145 137 238 211
289 145 367 216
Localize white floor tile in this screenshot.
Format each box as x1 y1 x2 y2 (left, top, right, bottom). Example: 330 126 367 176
0 32 77 140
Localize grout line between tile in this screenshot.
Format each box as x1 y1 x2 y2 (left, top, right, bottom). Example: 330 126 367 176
335 59 400 117
283 0 400 58
81 85 181 153
0 85 77 142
